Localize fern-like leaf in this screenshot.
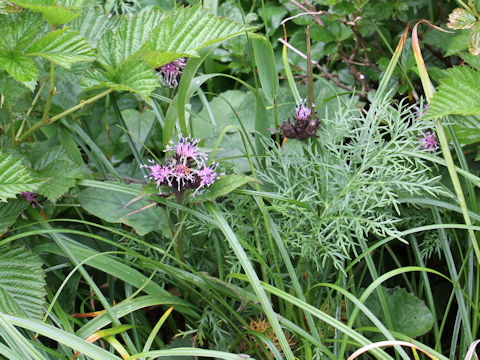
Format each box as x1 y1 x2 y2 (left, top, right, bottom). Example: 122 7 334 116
143 6 247 68
0 245 46 321
0 152 44 202
424 66 480 119
25 27 95 68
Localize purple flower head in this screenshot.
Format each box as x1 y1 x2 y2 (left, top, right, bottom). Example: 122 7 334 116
166 134 207 166
193 164 222 195
157 58 187 88
296 100 312 121
141 136 223 201
419 131 439 152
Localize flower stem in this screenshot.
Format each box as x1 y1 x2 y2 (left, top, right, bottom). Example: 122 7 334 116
17 88 114 143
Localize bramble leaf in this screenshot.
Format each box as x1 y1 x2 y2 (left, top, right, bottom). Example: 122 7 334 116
0 70 31 103
97 9 164 69
0 51 38 85
0 152 45 202
101 59 158 101
36 160 83 202
424 66 480 119
0 245 47 321
9 0 84 26
25 27 95 68
143 5 247 68
0 200 28 234
69 7 114 47
0 12 45 51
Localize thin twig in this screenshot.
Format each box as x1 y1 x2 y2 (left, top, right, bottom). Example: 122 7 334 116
286 0 324 25
278 38 366 97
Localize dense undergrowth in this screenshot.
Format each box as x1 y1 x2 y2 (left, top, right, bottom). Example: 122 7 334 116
2 0 480 359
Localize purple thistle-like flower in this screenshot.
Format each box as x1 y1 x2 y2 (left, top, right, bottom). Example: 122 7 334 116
419 131 439 152
193 165 221 195
166 135 207 166
296 100 312 121
157 58 187 88
143 161 173 187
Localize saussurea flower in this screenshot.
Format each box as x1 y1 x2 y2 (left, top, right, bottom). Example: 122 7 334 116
419 131 439 152
278 99 320 141
142 135 222 200
156 58 187 88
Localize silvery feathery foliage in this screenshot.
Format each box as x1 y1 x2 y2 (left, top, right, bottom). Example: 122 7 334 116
258 98 449 271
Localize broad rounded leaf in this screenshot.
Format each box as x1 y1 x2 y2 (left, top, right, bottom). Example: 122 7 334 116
78 184 169 236
26 27 95 68
447 8 477 30
0 50 38 83
358 286 434 338
0 245 47 321
0 152 44 202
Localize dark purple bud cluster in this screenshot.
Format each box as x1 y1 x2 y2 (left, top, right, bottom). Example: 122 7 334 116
279 100 320 140
156 58 187 88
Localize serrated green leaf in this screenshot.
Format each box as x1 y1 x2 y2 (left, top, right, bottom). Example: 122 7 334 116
0 200 28 234
0 245 47 321
447 8 477 30
144 5 247 68
424 66 480 119
96 10 164 70
0 51 39 83
0 12 45 51
36 159 82 202
104 60 158 101
10 0 83 26
78 184 169 236
0 152 44 202
25 28 95 68
69 7 112 47
0 71 30 103
191 174 257 202
469 23 480 56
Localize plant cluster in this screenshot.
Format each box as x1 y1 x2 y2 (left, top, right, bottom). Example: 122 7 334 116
1 1 480 360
